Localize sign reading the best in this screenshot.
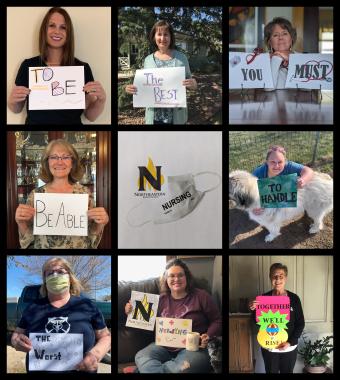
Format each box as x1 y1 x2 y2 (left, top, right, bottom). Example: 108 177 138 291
126 291 160 331
155 317 192 348
33 193 88 236
285 54 333 90
29 66 85 110
229 52 274 89
29 333 83 371
256 296 290 349
257 174 297 208
133 67 187 108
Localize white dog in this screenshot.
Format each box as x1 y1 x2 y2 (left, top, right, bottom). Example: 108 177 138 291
229 170 333 242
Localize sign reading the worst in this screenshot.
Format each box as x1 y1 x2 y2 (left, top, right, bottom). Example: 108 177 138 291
126 291 160 331
256 296 290 350
133 67 187 108
257 174 297 208
229 52 274 89
29 66 85 110
285 54 333 90
155 317 192 348
29 333 83 371
33 193 88 236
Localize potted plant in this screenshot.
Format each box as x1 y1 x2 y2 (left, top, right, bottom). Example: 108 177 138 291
298 332 333 373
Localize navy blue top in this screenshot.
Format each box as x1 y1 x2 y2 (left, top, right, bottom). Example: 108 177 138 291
18 295 106 372
252 160 304 179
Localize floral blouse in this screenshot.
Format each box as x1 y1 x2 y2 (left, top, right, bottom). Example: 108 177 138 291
19 183 103 249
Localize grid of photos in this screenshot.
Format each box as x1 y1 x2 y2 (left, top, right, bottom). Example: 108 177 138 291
1 1 336 378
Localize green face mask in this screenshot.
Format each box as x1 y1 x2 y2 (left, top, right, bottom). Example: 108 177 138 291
45 274 70 295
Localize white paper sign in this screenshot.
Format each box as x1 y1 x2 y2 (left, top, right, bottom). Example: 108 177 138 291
229 52 274 89
126 291 160 331
133 67 187 108
29 333 83 371
33 193 89 236
155 317 192 348
285 54 333 90
29 66 85 110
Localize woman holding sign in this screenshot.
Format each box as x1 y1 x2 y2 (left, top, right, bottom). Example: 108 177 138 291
15 139 109 248
125 20 197 124
249 263 305 373
11 257 111 373
252 145 314 216
124 258 222 373
7 7 106 124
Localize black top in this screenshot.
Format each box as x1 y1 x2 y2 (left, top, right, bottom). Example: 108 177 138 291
18 295 106 372
15 56 94 125
253 290 305 346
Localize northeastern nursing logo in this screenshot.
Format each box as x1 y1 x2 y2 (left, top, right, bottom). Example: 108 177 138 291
134 157 165 198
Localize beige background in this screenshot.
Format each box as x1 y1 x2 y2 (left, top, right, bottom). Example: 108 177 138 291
7 7 111 125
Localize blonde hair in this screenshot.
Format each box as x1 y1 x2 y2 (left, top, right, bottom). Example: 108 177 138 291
40 257 83 296
40 139 84 184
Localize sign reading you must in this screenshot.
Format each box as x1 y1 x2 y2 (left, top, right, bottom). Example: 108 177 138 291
33 193 89 236
29 66 85 110
133 67 187 108
257 173 297 208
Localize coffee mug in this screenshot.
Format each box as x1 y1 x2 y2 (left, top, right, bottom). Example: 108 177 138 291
186 332 200 351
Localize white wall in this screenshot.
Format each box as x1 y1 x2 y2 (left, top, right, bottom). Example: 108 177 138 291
7 7 111 124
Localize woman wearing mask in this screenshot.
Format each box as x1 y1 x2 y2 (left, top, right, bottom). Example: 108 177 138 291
11 257 111 373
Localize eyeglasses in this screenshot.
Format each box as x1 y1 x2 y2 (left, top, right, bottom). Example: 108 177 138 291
45 269 68 277
48 155 72 162
168 273 185 280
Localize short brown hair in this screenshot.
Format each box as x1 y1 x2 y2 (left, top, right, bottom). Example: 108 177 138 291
39 7 75 66
40 139 84 184
149 20 176 51
160 258 194 294
264 17 297 51
40 257 84 296
270 263 288 278
266 145 287 160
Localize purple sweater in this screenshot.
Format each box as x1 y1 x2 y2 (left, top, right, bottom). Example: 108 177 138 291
158 288 222 338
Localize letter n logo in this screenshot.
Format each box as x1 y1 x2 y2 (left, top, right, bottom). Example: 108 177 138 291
138 157 164 191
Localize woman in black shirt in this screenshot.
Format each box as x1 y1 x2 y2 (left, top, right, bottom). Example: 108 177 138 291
7 7 106 124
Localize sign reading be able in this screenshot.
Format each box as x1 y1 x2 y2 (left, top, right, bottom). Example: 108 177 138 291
33 193 89 236
29 66 85 110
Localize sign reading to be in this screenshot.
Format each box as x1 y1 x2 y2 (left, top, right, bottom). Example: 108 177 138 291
29 333 83 371
257 174 297 208
33 193 89 236
133 67 187 108
29 66 85 110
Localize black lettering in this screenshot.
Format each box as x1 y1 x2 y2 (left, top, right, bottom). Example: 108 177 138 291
132 301 154 322
65 80 76 95
56 202 66 227
138 166 162 191
34 349 45 360
35 200 47 227
241 68 248 81
67 214 74 228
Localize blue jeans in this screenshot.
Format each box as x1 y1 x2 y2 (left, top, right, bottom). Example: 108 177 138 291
135 342 211 373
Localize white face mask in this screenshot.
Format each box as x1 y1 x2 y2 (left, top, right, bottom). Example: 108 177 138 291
127 171 221 226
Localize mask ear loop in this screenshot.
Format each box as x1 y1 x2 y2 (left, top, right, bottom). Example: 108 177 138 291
126 202 152 227
194 171 222 193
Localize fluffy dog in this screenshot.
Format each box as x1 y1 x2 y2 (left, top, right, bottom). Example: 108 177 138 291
229 170 333 242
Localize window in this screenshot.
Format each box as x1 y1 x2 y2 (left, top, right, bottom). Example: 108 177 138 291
118 256 166 281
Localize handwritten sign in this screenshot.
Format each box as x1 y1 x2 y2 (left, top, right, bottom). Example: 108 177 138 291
29 333 83 371
257 174 297 208
133 67 186 108
256 296 290 349
29 66 85 110
285 54 333 90
155 317 192 348
126 291 159 331
229 52 274 89
33 193 88 236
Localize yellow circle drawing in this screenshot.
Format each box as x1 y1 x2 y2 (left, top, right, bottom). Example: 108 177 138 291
257 326 288 349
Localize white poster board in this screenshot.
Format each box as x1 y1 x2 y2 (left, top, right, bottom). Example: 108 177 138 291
285 54 333 89
29 66 85 110
133 67 186 108
155 317 192 348
229 52 274 89
126 291 159 331
29 333 83 371
33 193 88 236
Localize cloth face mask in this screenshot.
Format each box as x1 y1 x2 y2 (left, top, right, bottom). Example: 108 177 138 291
45 273 70 294
127 171 221 226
